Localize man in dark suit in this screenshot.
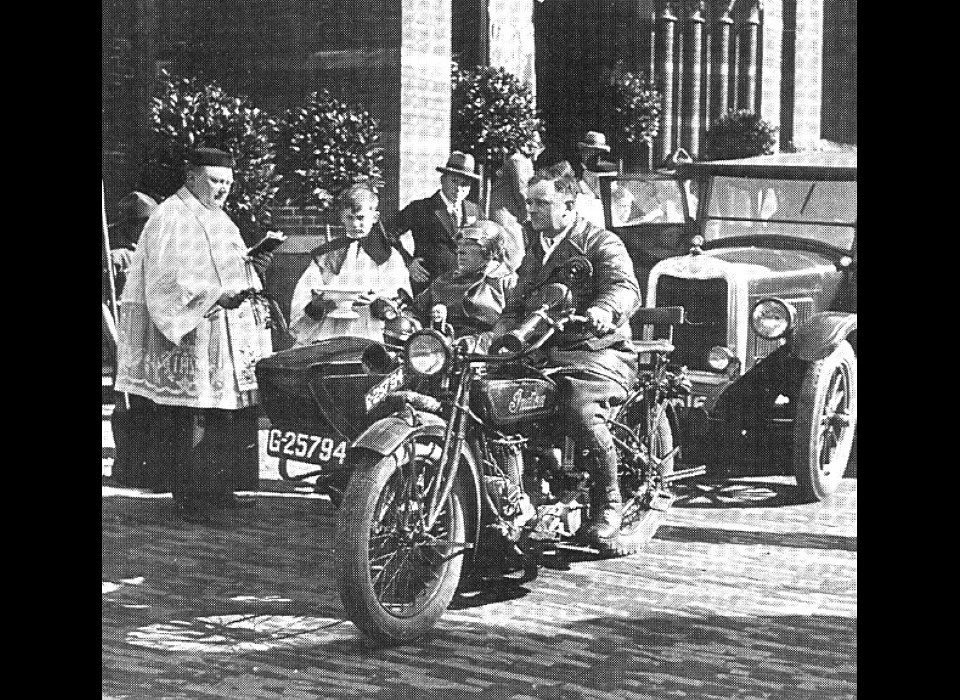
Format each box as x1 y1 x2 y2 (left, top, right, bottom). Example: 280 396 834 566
493 163 642 550
391 151 481 295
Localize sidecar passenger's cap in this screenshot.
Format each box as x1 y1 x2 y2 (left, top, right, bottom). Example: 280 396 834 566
189 147 236 169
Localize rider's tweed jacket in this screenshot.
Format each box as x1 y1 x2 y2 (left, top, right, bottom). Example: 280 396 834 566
501 215 641 352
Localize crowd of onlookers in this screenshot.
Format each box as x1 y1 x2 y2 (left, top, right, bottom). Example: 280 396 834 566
104 130 651 538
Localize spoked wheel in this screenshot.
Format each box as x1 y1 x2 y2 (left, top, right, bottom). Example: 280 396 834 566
601 408 674 557
335 438 468 644
794 340 858 502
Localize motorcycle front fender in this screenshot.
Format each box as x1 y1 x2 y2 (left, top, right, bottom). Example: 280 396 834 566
350 411 482 557
352 412 447 457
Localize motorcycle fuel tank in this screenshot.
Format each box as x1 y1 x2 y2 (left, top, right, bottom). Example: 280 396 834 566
476 378 558 426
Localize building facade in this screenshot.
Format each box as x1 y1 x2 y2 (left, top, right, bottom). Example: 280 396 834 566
102 1 855 223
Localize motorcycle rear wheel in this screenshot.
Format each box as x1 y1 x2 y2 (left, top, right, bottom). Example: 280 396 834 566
599 409 674 557
335 439 467 644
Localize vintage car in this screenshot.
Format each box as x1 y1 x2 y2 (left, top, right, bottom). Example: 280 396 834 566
607 152 857 501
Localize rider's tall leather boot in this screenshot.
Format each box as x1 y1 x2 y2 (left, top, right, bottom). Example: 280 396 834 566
586 443 622 542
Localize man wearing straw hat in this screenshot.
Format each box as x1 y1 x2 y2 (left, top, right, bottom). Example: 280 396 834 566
390 151 481 295
115 147 274 522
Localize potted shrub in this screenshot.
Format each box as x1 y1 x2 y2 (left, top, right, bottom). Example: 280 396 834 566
452 65 542 213
140 69 279 244
608 62 662 172
274 90 383 217
704 109 778 161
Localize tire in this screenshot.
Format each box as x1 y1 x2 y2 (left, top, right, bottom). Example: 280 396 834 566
601 409 674 557
335 439 467 644
794 340 858 502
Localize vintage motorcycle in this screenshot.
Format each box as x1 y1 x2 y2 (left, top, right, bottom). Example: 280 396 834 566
332 259 705 644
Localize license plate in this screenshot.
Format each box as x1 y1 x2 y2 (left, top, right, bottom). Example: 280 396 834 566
266 428 348 466
365 365 405 412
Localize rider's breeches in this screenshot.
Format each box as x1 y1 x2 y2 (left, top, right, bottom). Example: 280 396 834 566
558 372 628 503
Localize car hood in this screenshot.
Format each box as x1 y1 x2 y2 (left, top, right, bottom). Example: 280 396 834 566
652 246 836 282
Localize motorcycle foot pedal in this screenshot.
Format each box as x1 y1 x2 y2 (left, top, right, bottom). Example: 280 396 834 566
648 490 675 512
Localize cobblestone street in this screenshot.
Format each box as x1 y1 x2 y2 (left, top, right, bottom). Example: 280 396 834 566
103 416 857 699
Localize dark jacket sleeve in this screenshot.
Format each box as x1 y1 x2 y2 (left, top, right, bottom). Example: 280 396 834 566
586 226 642 326
389 201 417 241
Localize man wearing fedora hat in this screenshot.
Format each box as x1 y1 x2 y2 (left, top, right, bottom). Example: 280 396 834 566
574 131 619 228
390 151 481 295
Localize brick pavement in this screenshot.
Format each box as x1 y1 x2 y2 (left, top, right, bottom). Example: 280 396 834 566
103 413 856 699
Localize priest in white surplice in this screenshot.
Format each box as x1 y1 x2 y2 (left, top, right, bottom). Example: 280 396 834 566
116 148 273 521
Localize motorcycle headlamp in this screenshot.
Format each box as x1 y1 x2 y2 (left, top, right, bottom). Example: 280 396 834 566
405 330 450 376
751 298 796 340
707 346 736 372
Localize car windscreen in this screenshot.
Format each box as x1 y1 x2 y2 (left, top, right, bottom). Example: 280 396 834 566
704 177 857 251
608 178 692 227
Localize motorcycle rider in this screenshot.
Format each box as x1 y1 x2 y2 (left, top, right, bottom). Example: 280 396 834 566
492 162 642 546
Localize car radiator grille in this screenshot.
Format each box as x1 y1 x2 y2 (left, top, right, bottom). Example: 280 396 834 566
655 276 728 371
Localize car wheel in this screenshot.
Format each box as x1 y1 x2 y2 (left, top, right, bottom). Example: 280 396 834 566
793 340 857 502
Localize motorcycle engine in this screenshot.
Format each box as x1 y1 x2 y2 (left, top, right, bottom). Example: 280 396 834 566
484 438 535 539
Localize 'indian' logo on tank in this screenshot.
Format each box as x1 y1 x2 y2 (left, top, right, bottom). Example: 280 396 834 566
508 387 547 414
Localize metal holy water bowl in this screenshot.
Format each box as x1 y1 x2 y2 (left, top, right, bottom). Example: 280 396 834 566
313 286 367 320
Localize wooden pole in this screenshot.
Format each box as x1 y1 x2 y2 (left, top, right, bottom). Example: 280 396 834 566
102 180 118 323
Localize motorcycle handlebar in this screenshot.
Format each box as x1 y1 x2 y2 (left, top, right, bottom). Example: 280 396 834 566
465 310 591 364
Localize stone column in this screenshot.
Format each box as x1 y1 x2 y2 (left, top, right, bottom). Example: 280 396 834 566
656 1 679 162
488 0 536 96
740 0 761 112
759 0 783 138
398 0 453 207
682 2 706 155
711 1 735 123
789 0 823 149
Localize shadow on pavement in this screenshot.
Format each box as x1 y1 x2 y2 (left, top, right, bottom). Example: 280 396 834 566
104 484 856 699
105 608 857 699
654 524 857 552
672 477 808 509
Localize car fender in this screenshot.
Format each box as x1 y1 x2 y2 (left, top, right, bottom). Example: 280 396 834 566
790 312 858 362
350 412 482 554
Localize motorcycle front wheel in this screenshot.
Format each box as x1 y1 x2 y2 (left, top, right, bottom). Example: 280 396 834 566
335 438 467 644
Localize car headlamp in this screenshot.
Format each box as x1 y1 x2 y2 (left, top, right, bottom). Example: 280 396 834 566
750 298 796 340
707 346 736 372
405 330 450 376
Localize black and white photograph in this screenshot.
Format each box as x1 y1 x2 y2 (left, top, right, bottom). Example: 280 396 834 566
102 1 857 697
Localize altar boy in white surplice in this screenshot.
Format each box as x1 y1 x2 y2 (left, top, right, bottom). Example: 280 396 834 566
290 185 411 346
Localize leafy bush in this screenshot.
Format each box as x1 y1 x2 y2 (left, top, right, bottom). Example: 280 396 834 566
704 109 778 160
275 90 383 210
452 65 542 170
608 63 662 149
140 69 279 243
